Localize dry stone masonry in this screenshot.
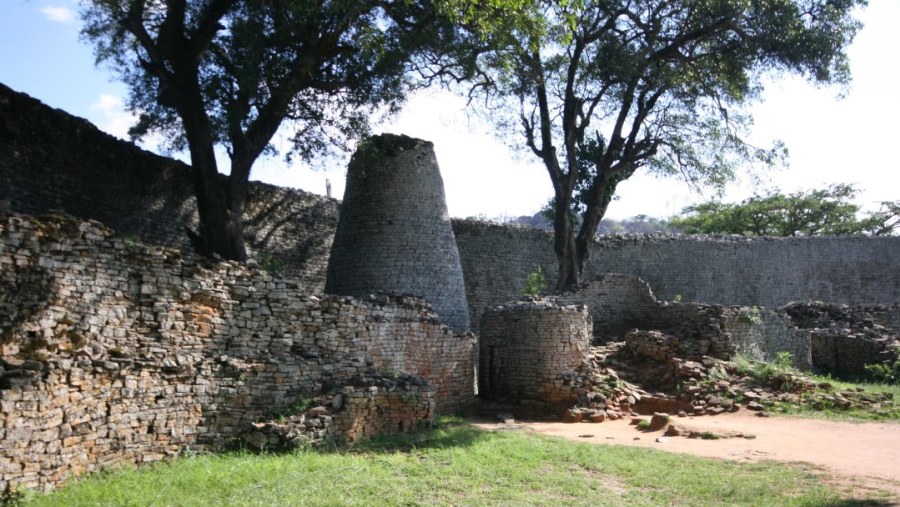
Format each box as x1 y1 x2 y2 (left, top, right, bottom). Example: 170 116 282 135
452 221 900 331
325 134 470 332
0 211 474 494
2 82 898 332
479 300 591 413
3 80 900 495
0 82 339 291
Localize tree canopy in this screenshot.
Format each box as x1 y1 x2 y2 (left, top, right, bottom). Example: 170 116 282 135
666 184 900 236
81 0 459 260
457 0 866 288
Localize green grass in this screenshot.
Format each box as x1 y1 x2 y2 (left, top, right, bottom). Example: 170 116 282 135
728 354 900 423
769 375 900 422
18 418 883 506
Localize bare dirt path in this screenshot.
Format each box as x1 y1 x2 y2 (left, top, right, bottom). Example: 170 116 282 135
470 411 900 502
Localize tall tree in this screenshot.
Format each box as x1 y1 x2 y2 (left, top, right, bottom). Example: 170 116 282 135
460 0 865 288
667 184 900 236
81 0 448 260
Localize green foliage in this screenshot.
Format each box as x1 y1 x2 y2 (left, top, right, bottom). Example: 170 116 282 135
257 253 286 276
79 0 468 259
521 266 548 296
774 352 794 370
22 422 866 505
460 0 865 286
666 184 900 236
268 399 316 422
739 306 763 326
864 361 900 385
731 353 795 388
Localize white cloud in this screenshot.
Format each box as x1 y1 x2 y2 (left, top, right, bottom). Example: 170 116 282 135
89 94 136 140
40 5 76 24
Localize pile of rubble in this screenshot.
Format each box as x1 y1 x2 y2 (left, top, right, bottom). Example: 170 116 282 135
559 336 894 423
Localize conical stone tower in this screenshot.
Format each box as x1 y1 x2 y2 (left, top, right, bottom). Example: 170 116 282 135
325 134 470 332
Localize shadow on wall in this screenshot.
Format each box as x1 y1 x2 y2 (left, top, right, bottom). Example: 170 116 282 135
0 211 475 494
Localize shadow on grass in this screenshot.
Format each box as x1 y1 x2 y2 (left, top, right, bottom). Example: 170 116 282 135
346 416 490 454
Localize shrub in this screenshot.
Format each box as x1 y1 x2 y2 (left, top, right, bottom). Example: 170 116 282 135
864 361 900 385
521 266 548 296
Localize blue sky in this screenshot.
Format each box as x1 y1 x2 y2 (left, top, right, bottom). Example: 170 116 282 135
1 0 898 220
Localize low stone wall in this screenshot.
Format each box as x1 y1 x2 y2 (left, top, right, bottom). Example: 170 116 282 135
479 300 591 412
240 376 434 452
452 220 900 332
548 274 811 368
0 212 474 493
722 308 812 369
783 303 900 375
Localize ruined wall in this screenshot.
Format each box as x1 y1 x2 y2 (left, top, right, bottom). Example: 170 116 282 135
325 134 469 332
0 82 339 292
479 301 591 412
720 309 812 368
0 212 474 493
782 303 900 375
452 221 900 331
3 83 898 335
555 274 660 341
547 274 812 368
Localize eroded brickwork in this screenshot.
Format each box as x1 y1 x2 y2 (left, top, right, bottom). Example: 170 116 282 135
0 212 474 493
2 83 898 336
0 82 339 292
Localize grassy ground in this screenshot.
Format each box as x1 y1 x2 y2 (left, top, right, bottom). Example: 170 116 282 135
770 376 900 422
727 354 900 423
17 418 889 507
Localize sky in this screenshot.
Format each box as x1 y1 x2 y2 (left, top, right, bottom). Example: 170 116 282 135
1 0 898 220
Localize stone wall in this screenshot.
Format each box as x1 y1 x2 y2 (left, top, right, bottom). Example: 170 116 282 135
547 274 811 368
0 211 474 493
452 221 900 331
554 274 660 341
3 83 899 335
0 82 339 293
479 300 591 413
721 308 812 369
783 303 900 375
325 134 470 332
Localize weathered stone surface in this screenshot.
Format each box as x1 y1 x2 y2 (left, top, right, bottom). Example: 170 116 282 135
453 220 900 332
325 134 470 332
479 300 591 414
0 212 473 494
3 83 899 341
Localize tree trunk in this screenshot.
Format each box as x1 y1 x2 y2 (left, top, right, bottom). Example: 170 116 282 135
573 177 613 284
188 169 248 262
552 193 581 290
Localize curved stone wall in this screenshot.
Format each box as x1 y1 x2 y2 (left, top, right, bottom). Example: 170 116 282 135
325 134 470 331
3 81 899 335
0 83 339 292
452 220 900 331
479 300 591 411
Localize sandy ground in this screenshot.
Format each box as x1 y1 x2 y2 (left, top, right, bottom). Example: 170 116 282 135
470 411 900 502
